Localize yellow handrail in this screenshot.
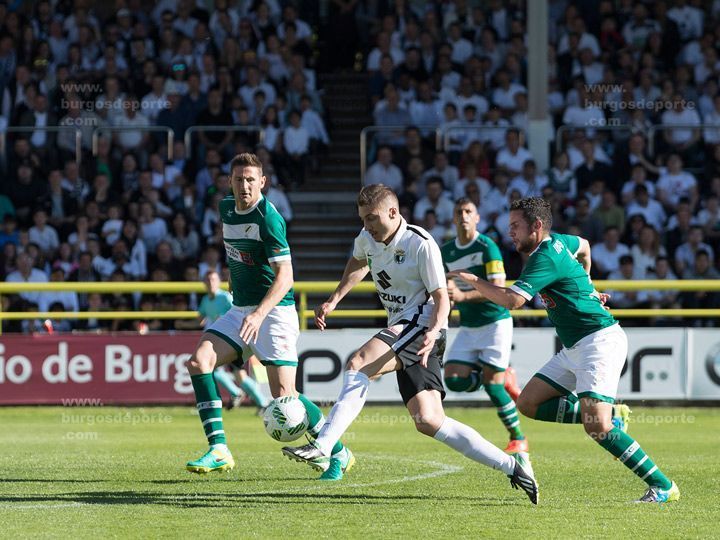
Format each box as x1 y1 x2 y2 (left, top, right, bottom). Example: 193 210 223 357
1 280 718 332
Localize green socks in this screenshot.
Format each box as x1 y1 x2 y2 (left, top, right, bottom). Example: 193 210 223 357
485 383 525 440
298 393 345 456
597 428 672 489
191 373 226 446
534 395 582 424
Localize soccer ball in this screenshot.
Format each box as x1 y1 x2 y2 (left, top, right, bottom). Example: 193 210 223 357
263 396 309 442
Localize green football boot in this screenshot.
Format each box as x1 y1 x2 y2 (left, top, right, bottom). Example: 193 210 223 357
186 447 235 474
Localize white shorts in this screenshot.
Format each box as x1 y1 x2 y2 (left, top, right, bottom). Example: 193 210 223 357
535 323 627 403
206 304 299 367
446 317 513 371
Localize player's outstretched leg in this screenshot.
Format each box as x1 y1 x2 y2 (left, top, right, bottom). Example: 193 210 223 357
409 389 538 505
297 393 355 480
185 335 236 474
482 368 528 454
581 398 679 504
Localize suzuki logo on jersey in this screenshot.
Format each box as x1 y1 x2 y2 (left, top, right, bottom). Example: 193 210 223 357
379 292 406 304
394 249 406 264
376 270 392 289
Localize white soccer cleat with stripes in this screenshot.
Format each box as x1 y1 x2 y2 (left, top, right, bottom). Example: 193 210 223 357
508 452 539 505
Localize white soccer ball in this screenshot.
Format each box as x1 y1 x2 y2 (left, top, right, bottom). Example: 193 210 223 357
263 396 309 442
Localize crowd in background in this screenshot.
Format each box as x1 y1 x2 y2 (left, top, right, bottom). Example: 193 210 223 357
1 0 719 332
362 0 720 323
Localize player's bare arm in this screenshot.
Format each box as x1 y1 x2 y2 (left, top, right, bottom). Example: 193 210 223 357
448 276 505 303
447 271 527 310
315 256 370 330
416 287 450 367
240 260 294 343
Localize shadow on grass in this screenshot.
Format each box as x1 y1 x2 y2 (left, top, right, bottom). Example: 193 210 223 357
0 490 514 508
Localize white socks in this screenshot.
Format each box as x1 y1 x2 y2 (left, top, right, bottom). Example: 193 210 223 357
314 370 370 456
433 416 515 476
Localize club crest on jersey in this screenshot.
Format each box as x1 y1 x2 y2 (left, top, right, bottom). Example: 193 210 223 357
394 249 406 264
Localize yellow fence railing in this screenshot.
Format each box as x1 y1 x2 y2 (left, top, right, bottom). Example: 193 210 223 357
0 280 719 333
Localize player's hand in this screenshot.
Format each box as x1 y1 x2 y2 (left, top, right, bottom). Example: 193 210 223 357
314 301 336 331
599 292 611 310
416 330 438 368
447 270 478 285
240 310 265 344
447 284 465 303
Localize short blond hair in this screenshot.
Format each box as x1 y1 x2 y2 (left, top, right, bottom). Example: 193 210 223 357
357 184 399 209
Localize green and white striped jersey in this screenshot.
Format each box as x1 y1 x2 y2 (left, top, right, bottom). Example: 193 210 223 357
441 232 511 327
219 195 294 307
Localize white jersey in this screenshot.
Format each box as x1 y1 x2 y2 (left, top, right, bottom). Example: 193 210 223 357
352 218 447 328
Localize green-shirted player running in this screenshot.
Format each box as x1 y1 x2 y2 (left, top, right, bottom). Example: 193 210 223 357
449 197 679 504
441 198 528 455
185 153 354 480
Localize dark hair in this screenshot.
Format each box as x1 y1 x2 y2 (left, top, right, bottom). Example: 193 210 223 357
696 249 710 259
357 184 399 209
619 254 633 265
509 197 553 231
454 197 476 209
230 152 263 173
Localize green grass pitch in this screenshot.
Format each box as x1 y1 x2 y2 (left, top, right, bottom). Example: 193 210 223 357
1 405 717 538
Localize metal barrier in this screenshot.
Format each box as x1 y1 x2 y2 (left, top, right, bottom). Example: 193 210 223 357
92 126 174 160
0 126 83 165
555 124 636 153
360 125 442 184
647 123 717 156
1 280 719 333
184 126 265 158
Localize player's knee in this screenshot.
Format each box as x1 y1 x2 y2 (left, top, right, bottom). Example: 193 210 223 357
186 350 215 373
583 419 613 441
346 351 370 372
444 375 473 392
516 392 537 418
412 410 444 436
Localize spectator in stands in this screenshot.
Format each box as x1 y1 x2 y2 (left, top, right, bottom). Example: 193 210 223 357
195 86 234 159
422 151 459 196
5 252 47 307
198 244 222 279
299 94 329 172
6 162 46 225
657 154 698 212
621 163 656 205
39 266 79 314
626 184 666 232
546 150 577 203
679 249 719 326
698 194 720 250
454 162 491 201
396 126 433 171
567 195 604 244
495 128 531 177
28 208 59 258
632 225 666 278
167 211 200 262
413 176 454 228
660 93 702 163
606 255 645 308
509 159 547 198
574 138 615 193
593 189 625 231
645 256 680 311
41 169 77 238
373 84 412 148
591 225 630 278
282 109 310 187
675 225 715 278
365 145 403 194
367 31 404 72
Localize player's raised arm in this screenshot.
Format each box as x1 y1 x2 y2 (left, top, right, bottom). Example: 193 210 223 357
315 255 370 330
447 270 528 310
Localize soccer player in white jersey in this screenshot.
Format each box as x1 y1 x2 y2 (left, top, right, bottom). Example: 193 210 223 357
282 184 538 504
184 153 354 481
449 197 679 503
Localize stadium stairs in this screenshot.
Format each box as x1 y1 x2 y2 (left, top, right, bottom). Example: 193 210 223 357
288 71 382 327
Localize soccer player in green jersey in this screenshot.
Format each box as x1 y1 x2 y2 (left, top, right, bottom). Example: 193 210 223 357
449 197 679 503
198 269 270 413
185 153 353 480
441 198 528 454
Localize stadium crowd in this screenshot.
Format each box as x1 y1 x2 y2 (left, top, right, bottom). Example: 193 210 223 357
0 0 719 332
363 0 720 323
